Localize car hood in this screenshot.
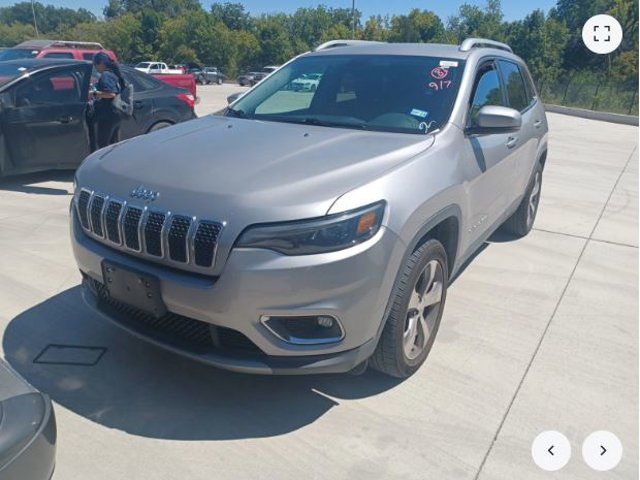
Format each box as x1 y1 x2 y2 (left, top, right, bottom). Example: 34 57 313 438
78 114 434 229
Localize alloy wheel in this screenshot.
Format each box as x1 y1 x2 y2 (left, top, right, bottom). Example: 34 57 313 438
527 171 541 227
403 259 444 360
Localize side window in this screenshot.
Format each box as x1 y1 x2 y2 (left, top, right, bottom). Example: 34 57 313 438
43 52 74 59
468 63 505 124
13 68 84 106
519 65 537 107
122 69 160 91
82 53 95 61
497 60 528 112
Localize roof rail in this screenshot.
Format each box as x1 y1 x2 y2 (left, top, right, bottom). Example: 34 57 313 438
16 39 105 50
314 40 383 52
459 38 512 53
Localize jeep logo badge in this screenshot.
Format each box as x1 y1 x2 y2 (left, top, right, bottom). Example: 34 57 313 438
130 185 159 202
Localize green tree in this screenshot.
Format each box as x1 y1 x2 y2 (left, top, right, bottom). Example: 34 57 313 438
0 22 36 47
506 10 569 88
210 2 251 31
0 2 96 34
448 0 505 42
255 15 294 65
388 9 445 43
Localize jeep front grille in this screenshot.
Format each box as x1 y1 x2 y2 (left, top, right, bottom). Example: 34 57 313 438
75 189 223 272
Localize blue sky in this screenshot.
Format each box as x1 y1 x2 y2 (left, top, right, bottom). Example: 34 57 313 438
0 0 558 21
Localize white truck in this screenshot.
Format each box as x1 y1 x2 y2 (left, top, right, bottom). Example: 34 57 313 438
134 62 183 75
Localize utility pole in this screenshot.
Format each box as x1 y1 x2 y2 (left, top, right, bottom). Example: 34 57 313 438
351 0 356 39
30 0 39 37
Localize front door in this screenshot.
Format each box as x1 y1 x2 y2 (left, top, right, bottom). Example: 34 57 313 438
1 64 92 171
462 60 520 248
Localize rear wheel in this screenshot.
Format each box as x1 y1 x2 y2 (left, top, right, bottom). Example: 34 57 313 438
501 161 543 237
370 239 448 378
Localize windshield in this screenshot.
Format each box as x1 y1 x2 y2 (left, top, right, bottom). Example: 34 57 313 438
0 63 29 87
136 62 151 68
228 54 465 135
0 49 39 61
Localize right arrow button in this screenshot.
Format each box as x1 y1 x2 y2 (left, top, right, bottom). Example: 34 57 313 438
583 431 622 471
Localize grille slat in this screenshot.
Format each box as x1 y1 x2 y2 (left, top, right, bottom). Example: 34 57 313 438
77 190 91 229
123 206 143 251
90 195 105 237
194 221 223 267
76 189 223 271
168 215 191 262
105 200 123 243
144 211 166 257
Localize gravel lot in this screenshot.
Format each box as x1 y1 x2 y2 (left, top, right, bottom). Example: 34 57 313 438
0 84 637 480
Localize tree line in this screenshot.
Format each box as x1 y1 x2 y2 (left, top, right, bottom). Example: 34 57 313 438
0 0 637 88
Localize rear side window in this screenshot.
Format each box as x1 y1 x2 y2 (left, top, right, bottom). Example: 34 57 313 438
520 66 537 106
43 52 74 59
121 68 161 91
498 60 528 112
468 63 505 124
82 53 95 61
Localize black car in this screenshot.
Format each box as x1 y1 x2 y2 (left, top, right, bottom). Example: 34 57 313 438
0 358 56 480
0 59 196 177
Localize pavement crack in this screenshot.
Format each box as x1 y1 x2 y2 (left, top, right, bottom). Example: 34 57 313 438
473 144 637 480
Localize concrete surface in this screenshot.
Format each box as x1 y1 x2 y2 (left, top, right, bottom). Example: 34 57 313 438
0 84 637 480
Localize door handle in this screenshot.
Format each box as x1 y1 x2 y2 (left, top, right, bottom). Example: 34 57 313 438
133 101 144 110
533 120 542 128
506 136 518 149
57 115 73 124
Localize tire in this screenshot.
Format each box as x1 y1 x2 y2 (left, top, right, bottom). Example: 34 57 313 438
216 78 223 85
501 161 543 237
147 121 172 133
370 239 449 378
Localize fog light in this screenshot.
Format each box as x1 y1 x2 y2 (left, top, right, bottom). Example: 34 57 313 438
317 316 334 328
260 315 344 345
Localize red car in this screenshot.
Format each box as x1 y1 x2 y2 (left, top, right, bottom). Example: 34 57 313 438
0 39 117 62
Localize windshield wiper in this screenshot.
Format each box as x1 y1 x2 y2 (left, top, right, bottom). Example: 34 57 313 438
301 117 368 130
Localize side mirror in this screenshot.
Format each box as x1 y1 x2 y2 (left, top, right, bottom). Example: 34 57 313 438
473 105 522 132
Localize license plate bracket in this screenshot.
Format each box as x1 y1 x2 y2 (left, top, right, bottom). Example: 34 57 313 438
101 260 166 318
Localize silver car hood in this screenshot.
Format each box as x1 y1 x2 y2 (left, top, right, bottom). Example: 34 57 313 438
79 115 434 225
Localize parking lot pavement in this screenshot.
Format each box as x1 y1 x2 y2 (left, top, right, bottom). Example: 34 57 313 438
195 83 249 116
0 92 636 479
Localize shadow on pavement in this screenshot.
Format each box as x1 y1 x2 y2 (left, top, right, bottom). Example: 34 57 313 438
3 286 402 441
0 170 74 195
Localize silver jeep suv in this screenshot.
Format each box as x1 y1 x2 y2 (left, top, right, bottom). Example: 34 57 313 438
71 38 548 377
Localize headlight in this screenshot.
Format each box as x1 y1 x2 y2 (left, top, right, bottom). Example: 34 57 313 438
236 201 385 255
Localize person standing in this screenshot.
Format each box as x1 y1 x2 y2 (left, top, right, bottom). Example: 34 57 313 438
91 52 125 149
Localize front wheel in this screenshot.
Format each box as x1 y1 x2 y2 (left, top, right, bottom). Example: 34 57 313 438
501 161 543 237
370 239 448 378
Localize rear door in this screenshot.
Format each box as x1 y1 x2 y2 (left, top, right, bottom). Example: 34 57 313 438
497 60 543 196
1 64 92 170
118 68 158 138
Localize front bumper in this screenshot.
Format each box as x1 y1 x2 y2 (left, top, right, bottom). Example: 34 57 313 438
71 210 405 374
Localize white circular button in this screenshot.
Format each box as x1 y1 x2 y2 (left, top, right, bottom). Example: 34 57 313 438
531 431 571 471
582 14 623 54
582 431 623 471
